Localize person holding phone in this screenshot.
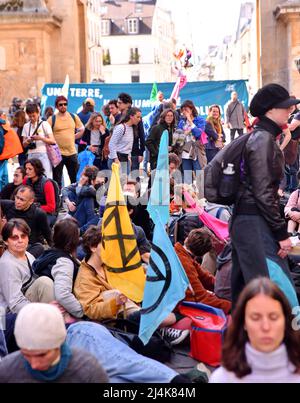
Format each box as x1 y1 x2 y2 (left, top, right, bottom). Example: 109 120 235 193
22 103 56 178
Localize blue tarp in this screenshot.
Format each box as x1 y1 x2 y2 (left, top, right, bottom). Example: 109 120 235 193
41 80 248 118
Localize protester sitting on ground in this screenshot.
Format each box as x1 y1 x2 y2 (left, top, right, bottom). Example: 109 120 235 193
205 202 232 223
62 166 99 228
66 321 190 384
146 108 177 170
210 278 300 383
32 218 83 319
0 167 25 200
123 179 152 240
175 228 231 314
78 200 151 263
0 219 54 316
22 103 56 179
0 186 52 258
214 242 232 301
0 303 108 383
24 159 58 226
284 183 300 236
74 226 189 345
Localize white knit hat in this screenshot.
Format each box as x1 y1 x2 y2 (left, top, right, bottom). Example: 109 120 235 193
14 303 67 350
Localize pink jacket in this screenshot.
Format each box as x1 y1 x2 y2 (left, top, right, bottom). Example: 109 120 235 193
284 190 300 217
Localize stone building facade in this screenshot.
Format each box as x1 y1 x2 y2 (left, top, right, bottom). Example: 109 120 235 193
0 0 92 108
260 0 300 95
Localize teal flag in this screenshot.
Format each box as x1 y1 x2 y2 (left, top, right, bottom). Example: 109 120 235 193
267 258 298 309
139 217 189 345
147 130 170 225
150 82 158 102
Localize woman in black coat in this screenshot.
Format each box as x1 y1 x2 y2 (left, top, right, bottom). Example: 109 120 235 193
145 109 176 170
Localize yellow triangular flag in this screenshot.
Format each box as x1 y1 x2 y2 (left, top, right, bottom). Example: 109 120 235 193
101 163 145 302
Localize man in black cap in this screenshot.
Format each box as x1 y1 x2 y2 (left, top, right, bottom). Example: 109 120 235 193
230 83 300 307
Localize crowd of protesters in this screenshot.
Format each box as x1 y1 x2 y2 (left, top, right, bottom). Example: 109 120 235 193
0 83 300 384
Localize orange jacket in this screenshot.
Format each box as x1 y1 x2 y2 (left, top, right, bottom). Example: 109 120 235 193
175 242 231 314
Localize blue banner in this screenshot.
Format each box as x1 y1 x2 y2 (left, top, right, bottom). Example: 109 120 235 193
41 80 248 118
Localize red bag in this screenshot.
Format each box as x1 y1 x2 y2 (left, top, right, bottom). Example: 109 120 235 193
179 301 228 367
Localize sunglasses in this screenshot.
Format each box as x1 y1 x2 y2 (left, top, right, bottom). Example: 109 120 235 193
9 234 28 241
58 103 68 107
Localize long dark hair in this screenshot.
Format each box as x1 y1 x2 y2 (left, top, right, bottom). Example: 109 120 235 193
159 108 176 130
25 159 45 178
53 218 80 255
222 277 300 378
180 100 198 118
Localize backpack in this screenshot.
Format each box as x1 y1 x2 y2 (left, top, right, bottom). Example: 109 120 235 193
32 248 79 283
51 112 76 130
168 213 204 245
102 124 126 160
40 176 61 213
204 133 252 206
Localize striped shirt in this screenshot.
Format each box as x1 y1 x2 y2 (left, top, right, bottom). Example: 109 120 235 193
108 124 134 160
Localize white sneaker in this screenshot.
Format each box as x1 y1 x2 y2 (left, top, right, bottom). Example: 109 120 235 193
160 327 190 346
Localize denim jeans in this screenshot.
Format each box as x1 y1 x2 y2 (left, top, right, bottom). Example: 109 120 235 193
181 158 201 185
70 198 96 228
66 322 177 383
285 160 299 193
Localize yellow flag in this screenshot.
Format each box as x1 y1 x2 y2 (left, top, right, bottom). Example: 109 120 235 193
101 163 145 302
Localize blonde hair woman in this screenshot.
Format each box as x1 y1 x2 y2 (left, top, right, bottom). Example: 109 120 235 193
79 113 110 170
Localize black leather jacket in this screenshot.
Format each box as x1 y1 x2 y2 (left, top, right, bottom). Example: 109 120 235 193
236 116 288 242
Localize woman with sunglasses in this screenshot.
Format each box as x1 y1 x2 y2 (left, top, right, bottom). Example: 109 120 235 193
0 219 54 316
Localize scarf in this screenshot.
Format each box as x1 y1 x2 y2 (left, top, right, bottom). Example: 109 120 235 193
23 342 72 382
206 116 223 135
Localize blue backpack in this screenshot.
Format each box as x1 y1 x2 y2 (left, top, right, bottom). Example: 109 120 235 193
77 147 96 181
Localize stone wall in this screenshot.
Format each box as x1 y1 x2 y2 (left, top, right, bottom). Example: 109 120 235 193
260 0 300 94
0 0 89 109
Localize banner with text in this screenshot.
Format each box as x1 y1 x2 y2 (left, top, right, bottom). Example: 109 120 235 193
41 80 248 118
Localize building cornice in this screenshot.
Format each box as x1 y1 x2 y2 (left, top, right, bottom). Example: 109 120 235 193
274 2 300 20
0 12 62 27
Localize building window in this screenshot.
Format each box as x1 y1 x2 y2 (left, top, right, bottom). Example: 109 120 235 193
101 19 110 36
0 47 6 71
131 71 140 83
103 49 111 65
128 18 139 34
135 3 143 13
129 48 140 64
